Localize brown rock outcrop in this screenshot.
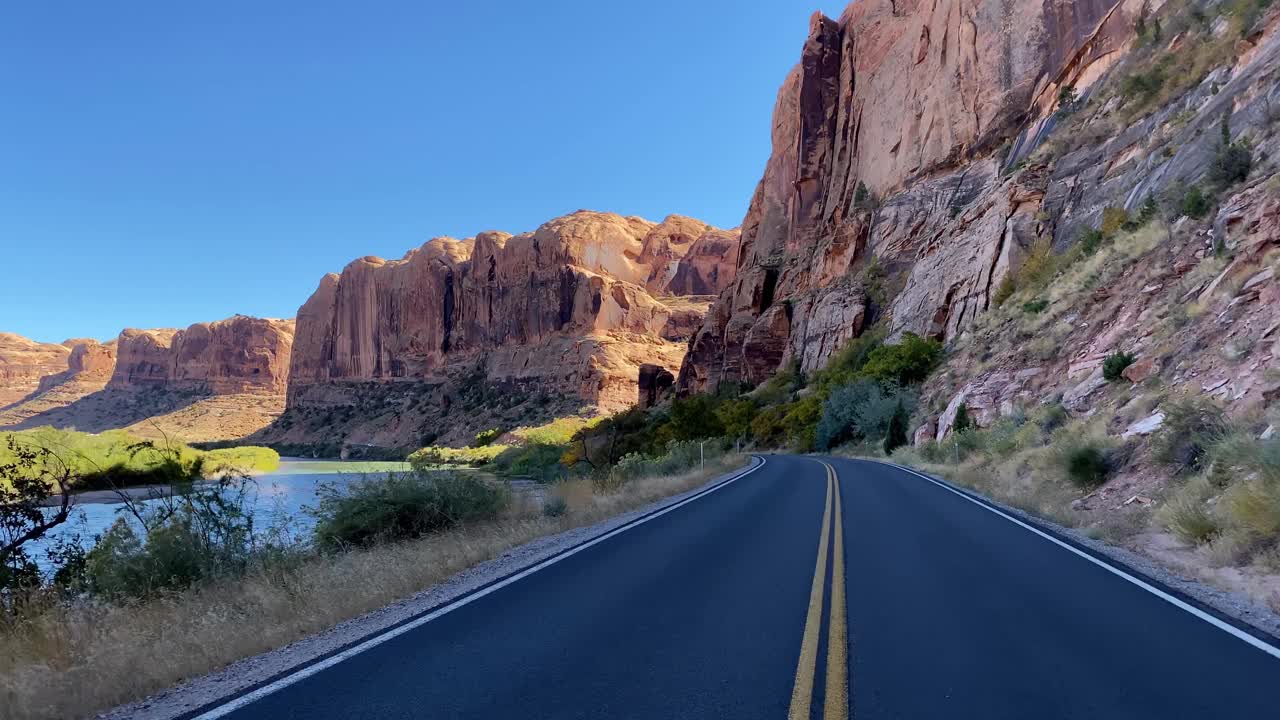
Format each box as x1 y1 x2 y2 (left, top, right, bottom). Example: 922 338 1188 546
679 0 1133 392
0 333 72 407
638 363 676 409
281 210 739 447
110 316 295 394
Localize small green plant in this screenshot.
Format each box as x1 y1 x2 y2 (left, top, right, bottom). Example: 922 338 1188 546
1181 185 1211 218
1054 438 1113 488
953 402 972 434
1102 351 1137 381
1153 399 1230 473
1079 228 1105 255
1157 476 1221 543
471 428 503 447
1021 298 1049 314
883 400 910 455
310 471 508 550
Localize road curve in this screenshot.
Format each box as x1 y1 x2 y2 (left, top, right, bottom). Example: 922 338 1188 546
191 455 1279 719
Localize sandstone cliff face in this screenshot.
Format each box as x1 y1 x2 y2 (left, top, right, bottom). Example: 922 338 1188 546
679 0 1145 392
279 210 739 448
0 333 72 407
109 316 295 394
2 316 295 443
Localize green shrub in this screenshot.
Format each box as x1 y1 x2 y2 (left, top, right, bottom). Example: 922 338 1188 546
1154 398 1230 473
1079 228 1105 255
1100 207 1130 237
606 440 726 486
883 400 910 455
1022 298 1049 314
1157 476 1221 544
953 403 973 434
310 471 507 550
1053 438 1112 488
1220 476 1280 539
407 444 507 469
1102 351 1136 381
471 428 503 447
715 399 758 439
1181 185 1211 218
859 333 943 386
816 379 914 451
668 395 726 441
83 477 258 599
491 443 566 482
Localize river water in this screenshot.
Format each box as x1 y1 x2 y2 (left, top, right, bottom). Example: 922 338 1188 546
29 459 410 571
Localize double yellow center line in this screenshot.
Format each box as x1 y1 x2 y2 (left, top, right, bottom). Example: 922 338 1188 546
788 461 847 719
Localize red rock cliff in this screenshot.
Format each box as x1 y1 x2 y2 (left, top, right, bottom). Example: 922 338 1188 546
0 334 72 407
287 211 739 418
109 316 295 394
678 0 1136 392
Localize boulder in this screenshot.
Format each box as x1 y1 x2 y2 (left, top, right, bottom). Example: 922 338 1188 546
1122 357 1161 384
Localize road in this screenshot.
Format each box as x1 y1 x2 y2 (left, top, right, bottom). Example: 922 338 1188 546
193 455 1280 719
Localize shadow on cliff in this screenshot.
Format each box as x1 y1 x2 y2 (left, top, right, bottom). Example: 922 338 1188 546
4 385 213 434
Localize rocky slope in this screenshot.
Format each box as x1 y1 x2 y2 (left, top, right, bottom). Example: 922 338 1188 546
0 316 296 442
679 0 1145 391
266 211 739 451
674 0 1280 609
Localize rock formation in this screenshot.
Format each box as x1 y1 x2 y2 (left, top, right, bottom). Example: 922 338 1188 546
678 0 1143 393
110 316 295 394
0 334 75 407
1 316 296 442
274 210 739 449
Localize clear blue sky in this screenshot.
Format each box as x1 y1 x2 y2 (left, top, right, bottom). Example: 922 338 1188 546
1 1 846 343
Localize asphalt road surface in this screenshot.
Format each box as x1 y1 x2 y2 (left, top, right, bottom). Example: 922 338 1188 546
193 455 1280 719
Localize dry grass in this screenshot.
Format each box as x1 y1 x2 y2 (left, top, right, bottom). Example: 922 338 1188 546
0 456 747 720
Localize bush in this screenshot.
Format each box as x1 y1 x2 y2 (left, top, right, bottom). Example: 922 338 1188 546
1100 207 1130 237
1220 477 1280 539
407 444 507 469
491 443 566 482
1022 298 1049 314
84 477 258 599
1181 185 1211 218
606 440 725 486
471 429 503 447
1102 351 1136 381
859 333 943 386
1211 143 1253 188
668 396 726 441
310 471 508 550
1154 399 1229 473
1157 476 1221 544
816 379 914 451
953 402 972 434
883 401 910 455
1053 438 1112 488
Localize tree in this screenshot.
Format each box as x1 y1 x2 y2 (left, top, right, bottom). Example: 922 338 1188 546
1 438 77 591
860 333 944 386
883 400 910 455
952 402 972 434
668 396 726 441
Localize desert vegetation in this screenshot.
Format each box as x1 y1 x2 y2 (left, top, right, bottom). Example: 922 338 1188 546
1 413 745 720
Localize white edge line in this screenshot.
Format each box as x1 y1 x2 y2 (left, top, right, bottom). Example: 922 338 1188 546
191 456 768 719
875 460 1280 662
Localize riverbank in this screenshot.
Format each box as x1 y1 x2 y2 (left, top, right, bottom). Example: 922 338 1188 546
2 455 749 720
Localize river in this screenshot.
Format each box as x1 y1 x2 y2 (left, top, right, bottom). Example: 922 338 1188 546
29 458 411 571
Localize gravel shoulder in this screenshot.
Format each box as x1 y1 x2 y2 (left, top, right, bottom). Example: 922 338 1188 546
100 459 761 720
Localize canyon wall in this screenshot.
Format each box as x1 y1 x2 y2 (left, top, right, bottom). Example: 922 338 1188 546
0 316 296 442
0 334 75 407
678 0 1142 392
274 210 738 449
110 316 295 394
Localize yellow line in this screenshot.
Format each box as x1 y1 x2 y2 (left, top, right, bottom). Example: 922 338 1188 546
788 468 833 720
823 462 848 720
